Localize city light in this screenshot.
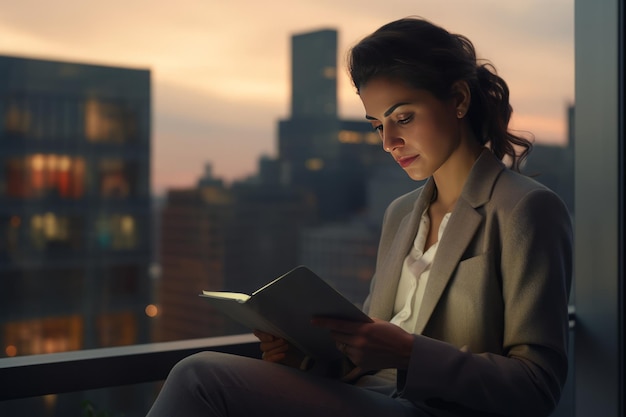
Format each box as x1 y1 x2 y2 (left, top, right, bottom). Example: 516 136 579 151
145 304 159 318
5 345 17 357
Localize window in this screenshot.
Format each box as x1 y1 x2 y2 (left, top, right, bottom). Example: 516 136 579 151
97 158 138 198
29 212 84 251
3 154 86 199
572 0 624 414
94 214 138 250
6 2 621 417
85 99 140 143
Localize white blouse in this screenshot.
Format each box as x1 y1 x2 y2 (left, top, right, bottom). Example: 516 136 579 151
390 208 452 333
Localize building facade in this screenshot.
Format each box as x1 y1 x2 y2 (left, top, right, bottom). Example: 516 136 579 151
0 55 152 357
155 166 317 340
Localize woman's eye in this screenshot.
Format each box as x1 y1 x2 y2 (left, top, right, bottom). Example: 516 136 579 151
397 116 412 125
373 124 383 132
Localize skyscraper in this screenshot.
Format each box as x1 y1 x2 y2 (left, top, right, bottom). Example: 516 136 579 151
290 29 338 119
0 55 152 357
156 181 233 342
278 29 403 221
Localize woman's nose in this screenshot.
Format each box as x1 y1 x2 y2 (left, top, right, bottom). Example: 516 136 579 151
381 125 405 152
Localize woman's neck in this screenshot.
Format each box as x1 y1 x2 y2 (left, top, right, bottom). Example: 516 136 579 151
432 143 483 212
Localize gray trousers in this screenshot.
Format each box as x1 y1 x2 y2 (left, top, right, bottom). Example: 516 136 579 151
146 351 423 417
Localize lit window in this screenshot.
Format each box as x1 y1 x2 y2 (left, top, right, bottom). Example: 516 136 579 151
338 130 363 144
85 99 138 143
4 154 85 199
3 315 83 356
99 158 133 198
364 132 381 145
305 158 324 171
29 212 80 250
95 214 138 250
3 102 31 135
322 66 336 79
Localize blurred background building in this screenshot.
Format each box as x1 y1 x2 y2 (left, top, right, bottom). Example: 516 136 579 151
153 26 574 344
0 55 152 415
0 26 575 417
154 28 416 341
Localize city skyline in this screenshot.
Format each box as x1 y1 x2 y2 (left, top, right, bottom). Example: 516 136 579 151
0 0 575 194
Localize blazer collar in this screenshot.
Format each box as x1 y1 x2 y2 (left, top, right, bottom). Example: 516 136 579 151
460 148 505 209
414 149 505 333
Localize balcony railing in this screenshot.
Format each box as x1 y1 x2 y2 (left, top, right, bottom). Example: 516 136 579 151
0 333 259 401
0 307 576 402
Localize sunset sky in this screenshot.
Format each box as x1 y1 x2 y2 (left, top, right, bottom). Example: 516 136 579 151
0 0 574 194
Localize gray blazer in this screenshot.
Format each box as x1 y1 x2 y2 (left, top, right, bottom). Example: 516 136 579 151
364 149 573 417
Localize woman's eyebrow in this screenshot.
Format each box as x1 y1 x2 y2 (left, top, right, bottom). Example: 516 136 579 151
365 102 410 120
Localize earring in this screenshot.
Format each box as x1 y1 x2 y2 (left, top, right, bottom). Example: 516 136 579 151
457 110 464 118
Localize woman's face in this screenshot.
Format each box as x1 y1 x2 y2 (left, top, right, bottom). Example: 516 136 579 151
359 76 464 181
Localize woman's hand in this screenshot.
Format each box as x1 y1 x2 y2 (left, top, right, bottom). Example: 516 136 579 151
311 317 414 372
253 330 306 368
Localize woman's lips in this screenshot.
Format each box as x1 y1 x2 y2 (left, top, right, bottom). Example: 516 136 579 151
396 155 418 168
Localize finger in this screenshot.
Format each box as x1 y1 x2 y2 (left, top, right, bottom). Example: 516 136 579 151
253 330 276 342
262 351 286 363
336 342 355 361
260 343 289 362
260 338 288 352
261 341 289 355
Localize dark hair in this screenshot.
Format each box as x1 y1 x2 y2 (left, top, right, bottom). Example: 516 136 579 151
348 17 532 171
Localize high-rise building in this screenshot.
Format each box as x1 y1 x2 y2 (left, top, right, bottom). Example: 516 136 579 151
290 29 338 119
155 164 317 340
156 181 233 342
278 29 405 222
0 55 152 356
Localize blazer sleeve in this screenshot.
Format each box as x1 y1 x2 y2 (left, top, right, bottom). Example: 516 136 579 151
400 188 573 417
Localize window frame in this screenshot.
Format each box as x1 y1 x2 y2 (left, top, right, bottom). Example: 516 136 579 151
573 0 624 416
0 2 624 416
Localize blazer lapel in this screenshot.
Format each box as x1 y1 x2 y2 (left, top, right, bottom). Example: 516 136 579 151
414 200 481 334
414 150 504 334
368 180 436 320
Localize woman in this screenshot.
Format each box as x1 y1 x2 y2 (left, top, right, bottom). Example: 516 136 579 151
146 17 572 417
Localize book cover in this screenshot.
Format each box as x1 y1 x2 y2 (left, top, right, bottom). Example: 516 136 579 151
200 265 372 360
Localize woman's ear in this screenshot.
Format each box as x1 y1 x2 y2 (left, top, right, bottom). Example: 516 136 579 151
451 80 471 118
